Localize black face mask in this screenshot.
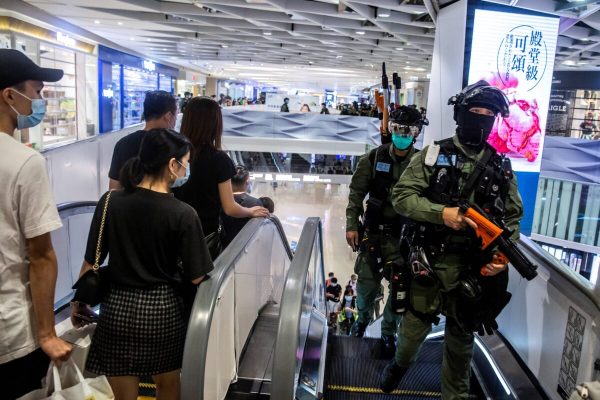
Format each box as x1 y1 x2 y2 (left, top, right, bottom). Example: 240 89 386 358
457 112 496 149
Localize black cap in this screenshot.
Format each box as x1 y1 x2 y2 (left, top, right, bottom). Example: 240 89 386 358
0 49 64 90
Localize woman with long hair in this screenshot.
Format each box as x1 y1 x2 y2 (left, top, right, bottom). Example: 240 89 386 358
71 129 213 400
174 97 268 251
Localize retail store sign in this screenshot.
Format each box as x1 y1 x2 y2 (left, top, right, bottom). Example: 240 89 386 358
56 32 76 48
468 9 559 172
143 60 156 72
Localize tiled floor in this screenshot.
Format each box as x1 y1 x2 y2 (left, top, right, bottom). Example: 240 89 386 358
252 181 359 287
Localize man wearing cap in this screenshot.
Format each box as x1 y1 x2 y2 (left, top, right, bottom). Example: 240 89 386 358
0 49 72 398
345 106 426 355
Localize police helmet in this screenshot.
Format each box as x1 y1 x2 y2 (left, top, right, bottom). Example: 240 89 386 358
448 80 510 126
388 105 426 136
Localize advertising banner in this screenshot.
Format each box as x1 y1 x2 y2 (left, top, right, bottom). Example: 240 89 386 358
468 9 560 172
265 93 320 112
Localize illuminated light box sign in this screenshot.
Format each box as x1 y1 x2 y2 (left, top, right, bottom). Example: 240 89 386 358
468 9 559 172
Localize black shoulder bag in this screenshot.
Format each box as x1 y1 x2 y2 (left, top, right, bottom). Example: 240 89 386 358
71 191 112 306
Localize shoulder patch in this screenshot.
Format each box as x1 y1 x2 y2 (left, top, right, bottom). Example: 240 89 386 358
375 162 391 172
435 154 456 167
425 144 440 166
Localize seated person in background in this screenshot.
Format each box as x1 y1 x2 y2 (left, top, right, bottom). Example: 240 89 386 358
259 196 275 213
221 165 265 246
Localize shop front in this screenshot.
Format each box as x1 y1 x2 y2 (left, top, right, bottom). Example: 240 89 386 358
176 70 206 97
98 45 178 133
0 17 98 150
548 71 600 140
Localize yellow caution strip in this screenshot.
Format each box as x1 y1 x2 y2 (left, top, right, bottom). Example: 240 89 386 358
327 384 441 397
139 382 157 389
137 397 155 400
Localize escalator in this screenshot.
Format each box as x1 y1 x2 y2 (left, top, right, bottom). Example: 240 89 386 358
270 217 549 400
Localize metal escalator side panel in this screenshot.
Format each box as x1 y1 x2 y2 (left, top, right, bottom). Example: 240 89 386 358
181 216 292 400
271 217 327 399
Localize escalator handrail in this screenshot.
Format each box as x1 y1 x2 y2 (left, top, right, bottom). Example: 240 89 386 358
57 201 98 213
271 217 325 399
518 234 600 311
181 216 292 400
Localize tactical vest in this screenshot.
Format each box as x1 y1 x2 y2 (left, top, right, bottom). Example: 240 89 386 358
363 143 415 233
425 138 513 219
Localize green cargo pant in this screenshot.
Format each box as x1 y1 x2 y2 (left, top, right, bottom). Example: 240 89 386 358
353 235 402 336
394 254 474 400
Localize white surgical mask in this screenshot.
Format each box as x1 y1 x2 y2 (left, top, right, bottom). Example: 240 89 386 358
171 160 190 188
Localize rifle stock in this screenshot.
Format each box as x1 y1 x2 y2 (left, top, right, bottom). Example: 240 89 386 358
459 202 538 281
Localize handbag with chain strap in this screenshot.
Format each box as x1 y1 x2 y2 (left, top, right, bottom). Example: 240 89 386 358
71 191 112 307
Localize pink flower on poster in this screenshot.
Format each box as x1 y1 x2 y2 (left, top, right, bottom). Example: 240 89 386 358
484 73 542 162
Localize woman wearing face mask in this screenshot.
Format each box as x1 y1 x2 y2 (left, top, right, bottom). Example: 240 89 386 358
71 129 213 400
338 286 358 336
174 97 268 259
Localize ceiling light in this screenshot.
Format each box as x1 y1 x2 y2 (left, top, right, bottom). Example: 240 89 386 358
130 37 135 41
263 31 272 36
406 61 410 64
336 55 343 58
562 60 575 65
396 47 404 51
356 31 365 35
94 20 100 24
162 48 167 51
378 8 391 18
581 38 590 41
117 21 123 25
222 44 229 48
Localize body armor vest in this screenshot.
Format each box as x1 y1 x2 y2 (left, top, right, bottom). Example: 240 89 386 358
425 138 512 219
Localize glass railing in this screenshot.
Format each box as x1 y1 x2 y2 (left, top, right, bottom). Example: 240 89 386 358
271 217 328 399
532 177 600 283
181 216 293 400
54 201 98 309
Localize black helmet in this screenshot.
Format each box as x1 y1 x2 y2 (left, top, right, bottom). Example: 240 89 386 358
448 80 509 126
389 105 425 127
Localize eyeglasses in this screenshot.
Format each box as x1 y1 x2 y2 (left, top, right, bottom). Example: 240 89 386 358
388 122 419 136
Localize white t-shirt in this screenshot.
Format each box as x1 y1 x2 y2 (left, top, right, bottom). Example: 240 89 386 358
0 132 62 364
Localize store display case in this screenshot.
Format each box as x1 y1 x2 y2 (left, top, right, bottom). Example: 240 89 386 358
39 45 77 146
159 74 172 93
111 64 122 130
123 67 157 127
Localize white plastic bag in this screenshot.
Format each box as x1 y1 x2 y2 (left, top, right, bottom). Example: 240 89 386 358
17 358 114 400
60 323 96 372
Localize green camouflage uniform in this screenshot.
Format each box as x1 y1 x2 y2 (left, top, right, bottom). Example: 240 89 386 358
346 145 417 336
391 136 523 399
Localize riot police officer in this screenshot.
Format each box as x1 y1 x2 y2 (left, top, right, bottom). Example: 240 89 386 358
345 106 425 354
380 81 524 398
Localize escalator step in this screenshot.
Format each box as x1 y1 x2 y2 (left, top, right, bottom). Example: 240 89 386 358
327 356 442 392
325 389 440 400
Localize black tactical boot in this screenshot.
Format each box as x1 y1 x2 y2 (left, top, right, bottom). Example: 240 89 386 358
351 321 368 337
381 334 396 358
380 361 409 393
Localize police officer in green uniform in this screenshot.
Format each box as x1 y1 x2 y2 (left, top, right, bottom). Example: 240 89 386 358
345 106 425 353
380 81 524 398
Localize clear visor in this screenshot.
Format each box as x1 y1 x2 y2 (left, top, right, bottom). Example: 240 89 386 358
389 122 419 136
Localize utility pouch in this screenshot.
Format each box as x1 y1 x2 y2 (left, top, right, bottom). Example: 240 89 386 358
364 197 384 231
409 275 441 315
364 236 385 277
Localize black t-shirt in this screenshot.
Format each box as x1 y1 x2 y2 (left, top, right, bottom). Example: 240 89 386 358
173 147 236 235
108 130 146 181
84 188 213 288
326 284 342 301
221 193 263 245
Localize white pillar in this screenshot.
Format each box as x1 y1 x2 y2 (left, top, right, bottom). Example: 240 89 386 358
422 0 469 147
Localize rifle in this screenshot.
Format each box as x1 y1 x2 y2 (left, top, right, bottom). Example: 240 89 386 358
458 202 538 281
392 72 401 109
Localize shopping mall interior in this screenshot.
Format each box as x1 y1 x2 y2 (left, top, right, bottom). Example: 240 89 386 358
1 0 599 399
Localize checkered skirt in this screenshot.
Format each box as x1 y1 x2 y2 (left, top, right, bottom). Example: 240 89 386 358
86 284 186 376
